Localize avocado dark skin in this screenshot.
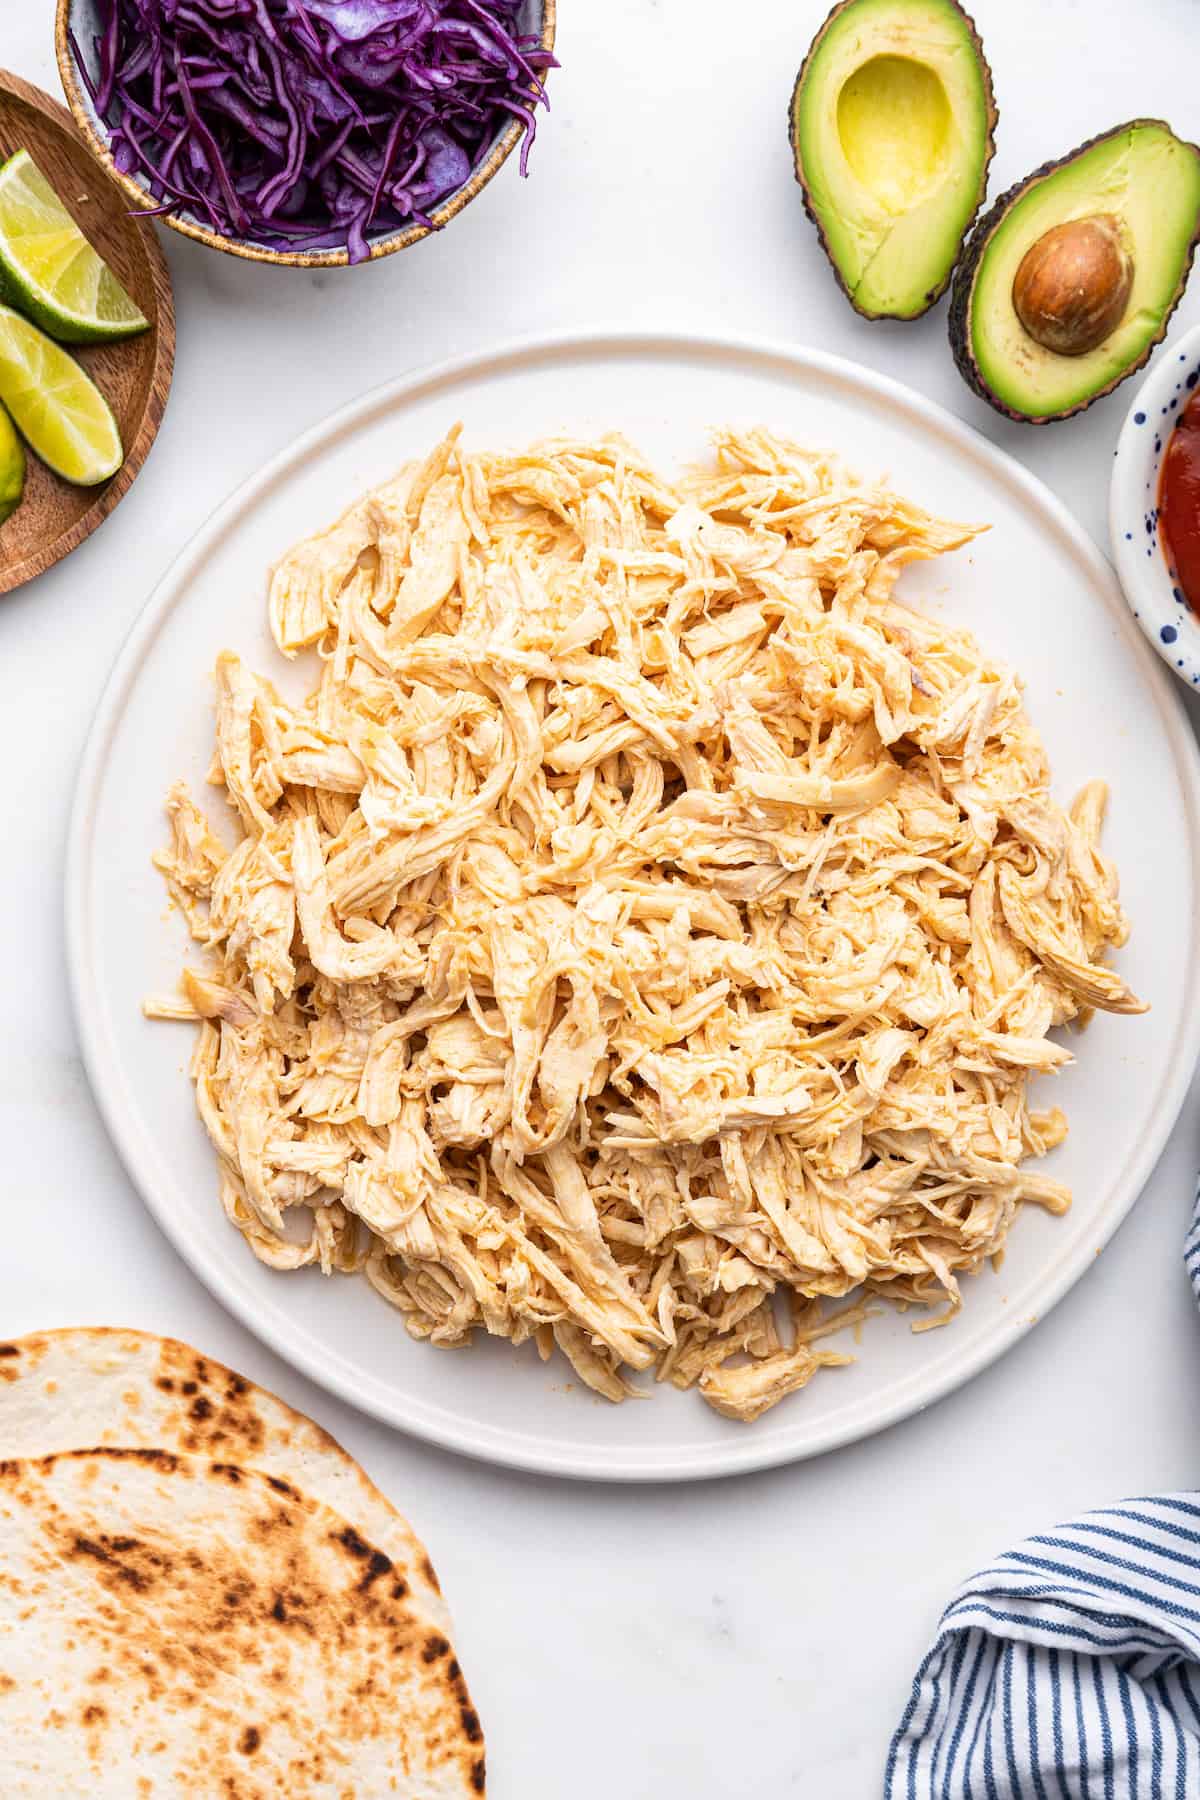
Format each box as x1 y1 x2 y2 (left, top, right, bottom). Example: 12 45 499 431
789 0 997 321
950 119 1200 423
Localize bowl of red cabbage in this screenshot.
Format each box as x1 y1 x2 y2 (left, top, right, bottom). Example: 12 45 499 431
56 0 555 267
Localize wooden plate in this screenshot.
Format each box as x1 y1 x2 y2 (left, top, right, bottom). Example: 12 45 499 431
0 70 173 596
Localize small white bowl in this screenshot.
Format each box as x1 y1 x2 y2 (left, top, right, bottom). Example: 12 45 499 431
1109 322 1200 690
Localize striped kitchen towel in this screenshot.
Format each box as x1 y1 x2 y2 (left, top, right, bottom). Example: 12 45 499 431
885 1185 1200 1797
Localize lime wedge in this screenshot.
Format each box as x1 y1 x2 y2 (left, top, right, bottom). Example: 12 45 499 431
0 150 148 345
0 305 122 486
0 402 24 523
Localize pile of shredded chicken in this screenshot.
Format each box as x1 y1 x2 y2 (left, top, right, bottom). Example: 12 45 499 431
147 426 1145 1421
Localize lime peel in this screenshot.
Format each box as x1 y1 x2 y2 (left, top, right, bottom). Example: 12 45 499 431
0 303 123 487
0 149 148 345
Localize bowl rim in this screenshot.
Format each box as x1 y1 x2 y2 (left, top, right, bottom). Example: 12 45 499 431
54 0 556 269
1109 319 1200 691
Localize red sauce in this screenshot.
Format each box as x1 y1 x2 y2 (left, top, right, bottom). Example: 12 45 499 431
1160 387 1200 617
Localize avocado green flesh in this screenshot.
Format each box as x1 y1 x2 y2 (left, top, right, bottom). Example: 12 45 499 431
969 125 1200 418
793 0 993 319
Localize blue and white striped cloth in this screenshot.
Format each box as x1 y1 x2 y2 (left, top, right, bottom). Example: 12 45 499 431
885 1186 1200 1798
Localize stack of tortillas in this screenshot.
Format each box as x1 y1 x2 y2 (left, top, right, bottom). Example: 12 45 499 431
0 1327 485 1797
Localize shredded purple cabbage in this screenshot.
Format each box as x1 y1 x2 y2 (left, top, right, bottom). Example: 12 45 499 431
70 0 554 262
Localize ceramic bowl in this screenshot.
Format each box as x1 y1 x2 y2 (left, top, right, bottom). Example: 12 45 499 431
1109 321 1200 689
55 0 554 269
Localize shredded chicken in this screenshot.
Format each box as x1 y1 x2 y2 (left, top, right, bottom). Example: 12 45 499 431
147 426 1145 1421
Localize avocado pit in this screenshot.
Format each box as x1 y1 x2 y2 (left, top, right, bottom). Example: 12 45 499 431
1011 214 1134 357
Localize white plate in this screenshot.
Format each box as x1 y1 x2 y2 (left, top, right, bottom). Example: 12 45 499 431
67 331 1200 1482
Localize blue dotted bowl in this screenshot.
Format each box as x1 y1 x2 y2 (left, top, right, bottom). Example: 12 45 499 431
1109 322 1200 689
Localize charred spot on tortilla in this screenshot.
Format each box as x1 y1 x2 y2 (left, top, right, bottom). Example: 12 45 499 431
336 1522 378 1562
73 1446 179 1472
359 1550 392 1589
67 1534 159 1593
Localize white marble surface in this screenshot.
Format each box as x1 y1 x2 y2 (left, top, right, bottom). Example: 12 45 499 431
5 3 1200 1792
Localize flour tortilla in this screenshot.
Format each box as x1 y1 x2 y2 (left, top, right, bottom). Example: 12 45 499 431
0 1448 486 1798
0 1327 445 1618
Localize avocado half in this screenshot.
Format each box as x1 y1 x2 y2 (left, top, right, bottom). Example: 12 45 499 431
789 0 996 320
950 120 1200 422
